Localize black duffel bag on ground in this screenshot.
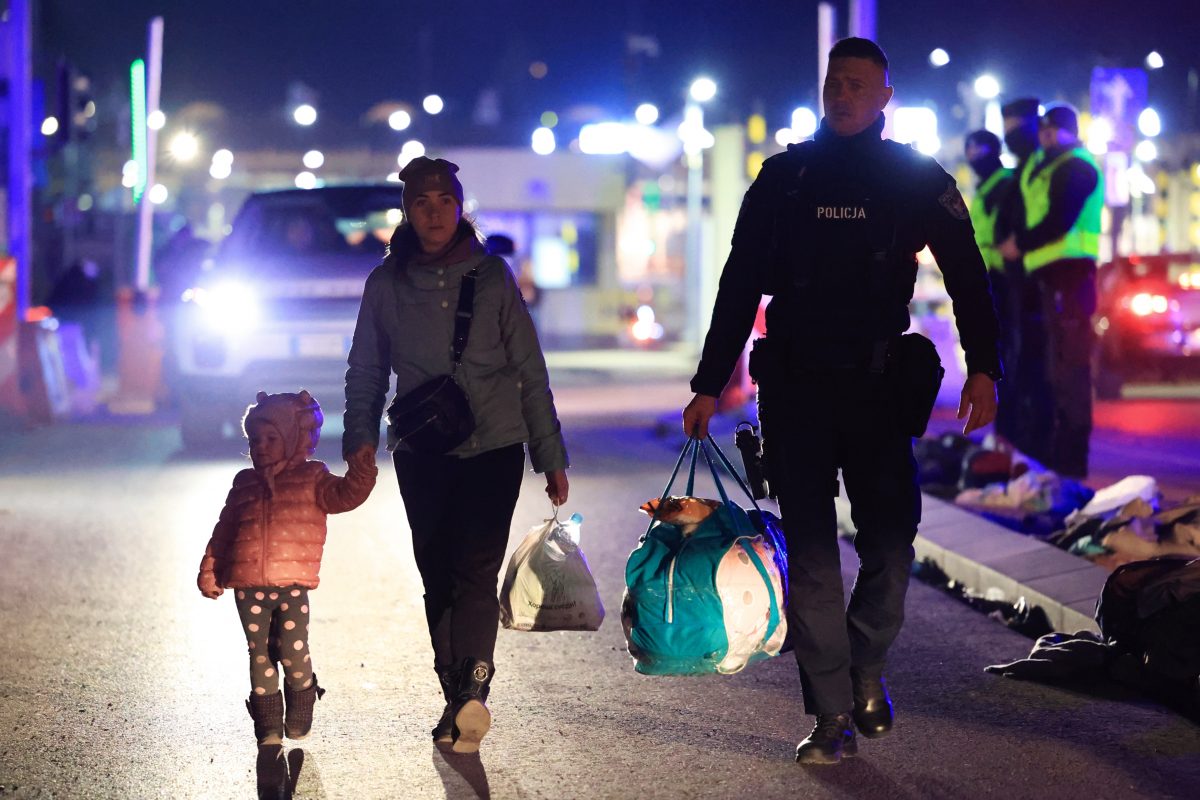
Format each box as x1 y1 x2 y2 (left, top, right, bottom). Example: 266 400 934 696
385 267 479 454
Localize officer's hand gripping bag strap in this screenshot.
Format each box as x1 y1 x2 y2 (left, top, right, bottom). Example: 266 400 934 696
888 333 945 438
499 510 604 632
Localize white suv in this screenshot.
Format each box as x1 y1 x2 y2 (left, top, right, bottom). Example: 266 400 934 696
171 185 405 448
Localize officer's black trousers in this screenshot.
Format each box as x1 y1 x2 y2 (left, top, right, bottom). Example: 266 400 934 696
759 367 920 715
991 263 1025 444
1015 259 1096 478
393 443 525 670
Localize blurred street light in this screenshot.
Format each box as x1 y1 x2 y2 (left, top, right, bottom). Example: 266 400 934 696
791 107 818 138
292 104 317 126
423 95 444 115
388 110 412 131
168 131 200 162
1146 51 1164 70
397 139 425 169
122 160 139 188
148 183 168 204
212 148 233 166
973 75 1000 99
147 110 165 130
689 77 717 103
929 48 950 67
893 107 940 155
1135 140 1158 162
1138 107 1162 137
635 103 659 126
295 171 317 189
531 126 556 155
209 161 232 180
1086 117 1113 155
303 150 325 169
40 117 59 136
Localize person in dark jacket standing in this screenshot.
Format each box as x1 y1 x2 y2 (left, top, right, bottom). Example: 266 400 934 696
965 129 1019 443
682 37 1002 765
993 97 1042 452
999 104 1103 477
343 156 570 753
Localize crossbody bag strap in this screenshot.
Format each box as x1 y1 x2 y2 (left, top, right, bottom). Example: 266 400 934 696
450 267 479 372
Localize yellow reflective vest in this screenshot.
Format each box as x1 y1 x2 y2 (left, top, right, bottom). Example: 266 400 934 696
970 167 1013 272
1019 147 1104 271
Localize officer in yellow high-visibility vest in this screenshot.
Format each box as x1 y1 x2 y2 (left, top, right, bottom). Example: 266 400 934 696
965 130 1018 442
998 103 1103 477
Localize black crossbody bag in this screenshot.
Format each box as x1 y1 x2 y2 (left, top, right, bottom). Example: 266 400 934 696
385 267 479 454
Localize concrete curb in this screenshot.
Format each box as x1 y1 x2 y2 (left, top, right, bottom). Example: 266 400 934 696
839 492 1108 633
914 496 1108 632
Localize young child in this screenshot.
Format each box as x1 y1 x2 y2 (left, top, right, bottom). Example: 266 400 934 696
197 390 377 745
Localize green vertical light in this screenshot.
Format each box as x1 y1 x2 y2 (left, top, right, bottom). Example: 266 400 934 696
130 59 147 202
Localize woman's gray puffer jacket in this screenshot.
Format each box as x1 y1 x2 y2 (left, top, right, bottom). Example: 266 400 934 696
342 245 568 473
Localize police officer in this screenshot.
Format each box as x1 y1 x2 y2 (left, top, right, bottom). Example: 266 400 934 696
682 37 1002 765
998 104 1103 477
965 130 1019 442
993 97 1042 453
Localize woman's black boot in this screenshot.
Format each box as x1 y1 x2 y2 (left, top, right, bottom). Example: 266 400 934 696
451 658 494 753
432 665 459 745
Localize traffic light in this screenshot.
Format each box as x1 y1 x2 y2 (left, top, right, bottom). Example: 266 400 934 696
55 60 95 144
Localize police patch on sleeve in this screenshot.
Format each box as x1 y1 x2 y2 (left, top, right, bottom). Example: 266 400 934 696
938 182 970 221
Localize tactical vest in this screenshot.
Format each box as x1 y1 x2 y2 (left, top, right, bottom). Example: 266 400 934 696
1020 147 1104 271
970 167 1012 272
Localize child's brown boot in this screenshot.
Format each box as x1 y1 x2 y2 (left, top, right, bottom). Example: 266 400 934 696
246 691 284 746
283 674 325 740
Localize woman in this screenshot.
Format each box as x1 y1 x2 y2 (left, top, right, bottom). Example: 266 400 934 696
343 156 569 753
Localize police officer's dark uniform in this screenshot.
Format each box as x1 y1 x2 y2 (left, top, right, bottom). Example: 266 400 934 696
690 113 1002 757
1009 106 1103 478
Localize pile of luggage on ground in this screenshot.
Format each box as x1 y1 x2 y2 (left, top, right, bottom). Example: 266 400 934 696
914 432 1200 569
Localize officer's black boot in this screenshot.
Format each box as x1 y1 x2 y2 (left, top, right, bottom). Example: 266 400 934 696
451 658 493 754
795 713 857 764
432 664 459 745
851 670 894 738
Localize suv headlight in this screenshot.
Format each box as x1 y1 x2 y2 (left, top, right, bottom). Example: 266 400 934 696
182 281 260 333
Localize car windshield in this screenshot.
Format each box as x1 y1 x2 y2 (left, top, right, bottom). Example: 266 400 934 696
220 187 406 262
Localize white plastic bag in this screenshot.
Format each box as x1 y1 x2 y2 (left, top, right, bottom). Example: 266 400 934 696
499 512 605 632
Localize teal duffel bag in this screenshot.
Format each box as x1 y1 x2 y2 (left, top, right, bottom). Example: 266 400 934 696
623 436 787 676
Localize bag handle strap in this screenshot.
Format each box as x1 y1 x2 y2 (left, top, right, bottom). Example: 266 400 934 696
704 434 764 515
450 267 479 372
737 539 782 649
642 438 698 535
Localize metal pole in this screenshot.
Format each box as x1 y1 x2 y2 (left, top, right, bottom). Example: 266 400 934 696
685 102 704 352
848 0 876 41
135 17 163 292
817 3 836 117
7 0 33 316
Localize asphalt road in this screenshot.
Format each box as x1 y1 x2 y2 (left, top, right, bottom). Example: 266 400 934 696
1 375 1199 799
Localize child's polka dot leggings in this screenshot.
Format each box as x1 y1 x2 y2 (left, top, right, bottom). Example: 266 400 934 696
234 587 314 696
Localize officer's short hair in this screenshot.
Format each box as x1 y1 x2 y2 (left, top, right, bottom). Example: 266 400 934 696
965 130 1002 154
829 37 889 72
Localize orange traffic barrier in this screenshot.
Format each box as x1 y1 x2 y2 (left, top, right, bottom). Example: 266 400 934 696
107 286 165 415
